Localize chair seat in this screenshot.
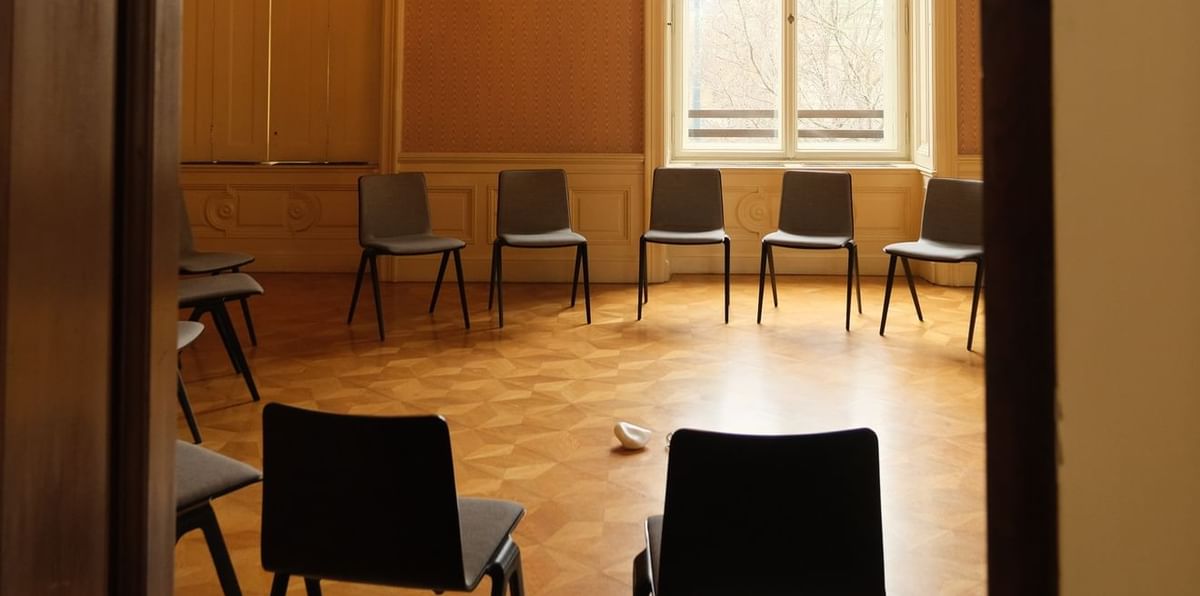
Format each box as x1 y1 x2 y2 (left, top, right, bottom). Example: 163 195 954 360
499 228 586 248
884 239 983 263
179 273 264 308
643 228 728 245
458 497 525 587
762 230 851 249
175 441 262 513
365 234 466 256
177 321 204 351
180 250 255 274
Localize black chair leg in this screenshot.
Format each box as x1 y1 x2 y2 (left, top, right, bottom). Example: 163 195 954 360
632 549 653 596
429 251 450 314
581 243 592 325
214 303 259 402
201 305 241 374
347 250 368 324
269 573 290 596
570 244 582 307
177 371 202 443
767 243 778 307
232 266 257 346
304 577 322 596
368 253 385 341
880 254 898 336
845 246 855 332
637 238 646 320
487 538 523 596
723 237 731 324
757 242 768 324
968 261 985 351
180 504 243 596
488 242 498 310
854 244 863 314
900 256 924 321
641 239 649 304
453 248 470 330
237 298 257 347
496 244 505 328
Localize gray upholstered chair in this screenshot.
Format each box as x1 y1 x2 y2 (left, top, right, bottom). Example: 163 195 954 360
261 403 526 596
176 440 262 596
487 169 590 328
879 178 984 350
757 171 862 329
348 173 470 340
179 273 264 402
180 202 259 346
177 321 205 443
638 168 729 323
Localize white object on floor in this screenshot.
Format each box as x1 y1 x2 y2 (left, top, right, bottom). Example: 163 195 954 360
614 421 652 450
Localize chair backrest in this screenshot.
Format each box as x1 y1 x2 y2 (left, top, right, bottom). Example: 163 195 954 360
261 403 466 589
919 178 983 246
656 428 884 596
778 170 854 238
496 169 572 235
649 168 725 233
358 173 434 246
179 197 196 256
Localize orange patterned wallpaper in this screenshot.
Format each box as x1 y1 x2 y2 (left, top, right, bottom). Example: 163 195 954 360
402 0 645 154
956 0 983 155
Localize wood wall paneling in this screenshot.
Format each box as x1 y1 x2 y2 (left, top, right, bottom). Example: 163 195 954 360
181 0 215 160
328 0 382 162
210 0 270 161
180 165 371 271
269 0 331 161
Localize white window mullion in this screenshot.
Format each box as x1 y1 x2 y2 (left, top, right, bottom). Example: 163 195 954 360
783 0 797 159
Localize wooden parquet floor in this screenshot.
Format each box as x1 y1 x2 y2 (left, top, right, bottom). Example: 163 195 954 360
175 273 986 596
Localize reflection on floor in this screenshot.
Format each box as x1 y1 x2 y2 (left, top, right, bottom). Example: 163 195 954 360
175 273 985 596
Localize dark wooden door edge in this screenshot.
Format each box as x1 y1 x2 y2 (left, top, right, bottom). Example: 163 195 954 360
981 1 1059 595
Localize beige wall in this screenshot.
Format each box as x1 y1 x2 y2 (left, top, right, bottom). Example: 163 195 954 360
1055 1 1200 594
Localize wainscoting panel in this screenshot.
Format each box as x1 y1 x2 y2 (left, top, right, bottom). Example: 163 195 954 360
181 162 951 284
180 165 373 272
387 153 648 283
667 168 926 276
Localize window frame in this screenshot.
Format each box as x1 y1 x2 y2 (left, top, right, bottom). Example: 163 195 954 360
668 0 911 163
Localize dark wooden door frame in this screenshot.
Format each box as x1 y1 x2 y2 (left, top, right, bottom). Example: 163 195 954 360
109 0 181 594
981 1 1058 595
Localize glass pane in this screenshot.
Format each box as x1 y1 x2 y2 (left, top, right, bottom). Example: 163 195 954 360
794 0 896 149
682 0 783 151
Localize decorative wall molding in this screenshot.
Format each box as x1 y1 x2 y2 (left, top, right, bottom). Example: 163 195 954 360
180 164 373 272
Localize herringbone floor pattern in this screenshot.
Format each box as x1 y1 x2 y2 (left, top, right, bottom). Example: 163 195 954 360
175 273 986 595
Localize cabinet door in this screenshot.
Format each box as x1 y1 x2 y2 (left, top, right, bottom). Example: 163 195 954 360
180 0 215 161
269 0 332 161
328 0 382 162
210 0 270 161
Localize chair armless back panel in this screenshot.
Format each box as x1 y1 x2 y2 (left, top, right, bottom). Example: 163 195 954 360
778 170 854 238
919 178 984 246
657 428 885 596
261 403 467 589
358 173 434 246
649 168 725 233
496 169 572 235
